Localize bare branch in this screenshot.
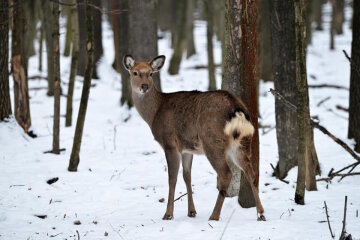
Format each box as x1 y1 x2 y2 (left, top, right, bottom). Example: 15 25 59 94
324 201 335 239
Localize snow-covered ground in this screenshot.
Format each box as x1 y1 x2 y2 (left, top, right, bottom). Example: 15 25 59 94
1 3 359 240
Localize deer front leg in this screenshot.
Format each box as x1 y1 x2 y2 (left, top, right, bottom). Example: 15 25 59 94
163 147 180 220
181 153 196 217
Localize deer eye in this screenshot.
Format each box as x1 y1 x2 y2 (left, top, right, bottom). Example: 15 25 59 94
150 73 153 76
133 72 138 76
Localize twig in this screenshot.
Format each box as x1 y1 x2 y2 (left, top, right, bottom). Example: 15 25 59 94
219 209 236 240
270 163 290 184
9 184 25 187
339 196 348 240
50 232 63 238
308 84 348 90
324 201 335 239
317 96 331 107
43 148 66 154
76 230 80 240
336 105 348 112
174 192 189 202
343 50 360 77
317 172 360 182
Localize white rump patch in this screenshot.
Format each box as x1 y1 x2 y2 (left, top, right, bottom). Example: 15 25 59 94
224 112 254 140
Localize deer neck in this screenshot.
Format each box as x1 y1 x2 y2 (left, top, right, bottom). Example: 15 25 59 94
132 87 164 127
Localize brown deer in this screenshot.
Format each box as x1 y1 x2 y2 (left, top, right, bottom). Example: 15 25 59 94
123 55 265 221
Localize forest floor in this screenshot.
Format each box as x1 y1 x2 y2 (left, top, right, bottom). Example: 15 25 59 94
1 3 359 240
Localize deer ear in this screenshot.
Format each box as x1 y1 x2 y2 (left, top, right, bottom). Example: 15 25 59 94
123 55 135 71
150 55 165 72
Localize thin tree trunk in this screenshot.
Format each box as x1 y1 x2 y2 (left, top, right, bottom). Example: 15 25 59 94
92 0 102 79
52 0 61 154
77 0 86 76
41 0 55 96
221 0 242 197
63 2 72 57
238 0 258 208
129 0 161 90
68 0 94 172
305 0 312 45
65 0 79 127
258 0 273 82
205 0 216 90
38 23 43 72
0 0 12 121
270 0 298 180
294 0 307 204
348 0 360 152
11 0 31 132
312 0 323 30
24 1 36 60
333 0 344 35
186 0 196 58
168 0 187 76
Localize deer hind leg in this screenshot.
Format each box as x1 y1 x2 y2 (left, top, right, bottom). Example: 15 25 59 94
181 153 196 217
235 149 266 221
163 147 180 220
203 145 232 221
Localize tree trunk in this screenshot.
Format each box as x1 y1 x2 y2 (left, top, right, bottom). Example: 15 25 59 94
312 0 323 30
305 0 312 45
333 0 344 35
112 0 132 107
205 0 216 90
128 0 161 90
92 0 102 79
68 0 94 172
24 1 36 60
221 0 243 197
0 0 12 121
186 0 196 58
41 0 55 96
63 2 72 57
11 0 31 132
348 0 360 152
270 0 298 180
238 0 258 208
168 0 187 76
52 0 61 154
77 0 86 76
65 0 79 127
38 22 43 72
258 0 273 82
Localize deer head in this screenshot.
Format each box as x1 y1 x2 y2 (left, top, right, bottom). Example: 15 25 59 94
123 55 165 94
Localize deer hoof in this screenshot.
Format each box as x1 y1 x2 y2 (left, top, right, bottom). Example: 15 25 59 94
188 211 197 218
257 214 266 221
162 214 173 220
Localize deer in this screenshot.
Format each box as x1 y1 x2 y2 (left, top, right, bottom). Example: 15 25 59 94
123 54 266 221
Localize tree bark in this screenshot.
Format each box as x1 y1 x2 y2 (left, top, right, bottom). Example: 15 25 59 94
258 0 273 82
65 0 79 127
168 0 187 76
348 0 360 152
205 0 216 90
52 0 61 154
0 0 12 121
221 0 243 197
127 0 160 90
41 0 55 96
68 0 94 172
186 0 196 58
63 2 72 57
77 0 86 76
312 0 323 31
11 0 31 132
38 22 43 72
238 0 258 208
112 0 132 107
270 0 298 180
92 0 102 79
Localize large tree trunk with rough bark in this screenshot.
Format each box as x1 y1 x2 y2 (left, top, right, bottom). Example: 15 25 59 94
221 0 243 197
68 0 94 171
11 0 31 132
65 0 79 127
52 1 61 154
128 0 161 90
270 0 298 180
112 0 132 107
0 0 11 121
238 0 258 208
205 0 216 90
348 0 360 152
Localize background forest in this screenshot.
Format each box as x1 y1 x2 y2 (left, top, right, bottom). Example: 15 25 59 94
0 0 359 239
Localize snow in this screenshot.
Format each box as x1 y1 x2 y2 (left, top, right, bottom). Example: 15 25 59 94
1 3 359 240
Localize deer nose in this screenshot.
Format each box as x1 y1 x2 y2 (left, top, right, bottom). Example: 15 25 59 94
141 84 149 92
